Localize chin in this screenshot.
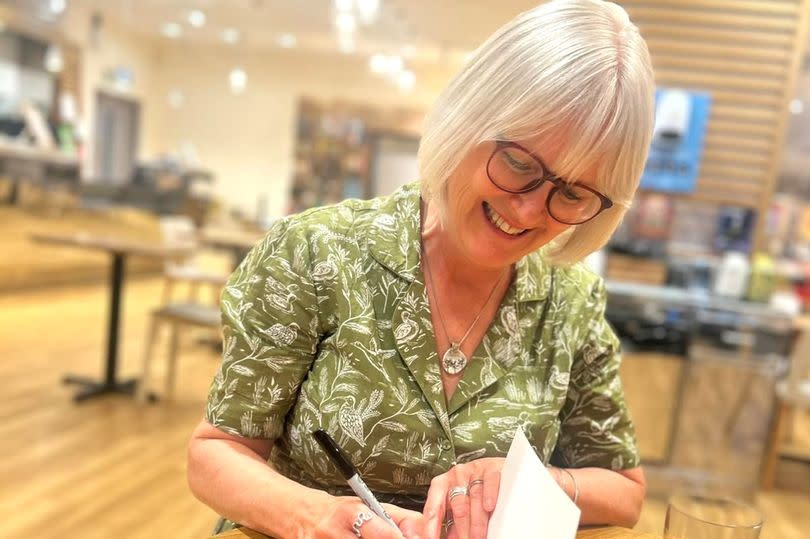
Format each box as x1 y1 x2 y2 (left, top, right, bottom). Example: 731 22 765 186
464 241 531 269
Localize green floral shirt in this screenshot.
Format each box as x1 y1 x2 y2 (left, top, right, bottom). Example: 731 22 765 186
205 182 639 508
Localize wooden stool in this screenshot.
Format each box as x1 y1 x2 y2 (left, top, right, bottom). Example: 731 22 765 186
159 215 229 304
138 303 221 401
761 328 810 489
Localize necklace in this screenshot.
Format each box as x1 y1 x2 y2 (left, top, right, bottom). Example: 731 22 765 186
421 242 508 375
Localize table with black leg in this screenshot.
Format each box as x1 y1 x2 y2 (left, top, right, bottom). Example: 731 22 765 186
199 227 264 270
31 232 194 402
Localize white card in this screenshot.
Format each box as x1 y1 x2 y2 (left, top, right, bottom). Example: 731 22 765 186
487 428 581 539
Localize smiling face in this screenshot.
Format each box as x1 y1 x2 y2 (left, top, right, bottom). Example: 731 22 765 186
441 136 604 270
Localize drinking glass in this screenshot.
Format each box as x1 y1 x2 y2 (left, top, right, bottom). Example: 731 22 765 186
664 494 763 539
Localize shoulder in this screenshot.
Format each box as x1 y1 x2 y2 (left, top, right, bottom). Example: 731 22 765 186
519 250 605 304
242 183 421 284
553 261 605 303
264 182 420 250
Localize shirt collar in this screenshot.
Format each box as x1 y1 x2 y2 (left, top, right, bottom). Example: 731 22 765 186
367 181 552 302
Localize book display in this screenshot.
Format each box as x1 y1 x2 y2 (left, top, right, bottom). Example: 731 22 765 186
289 98 423 213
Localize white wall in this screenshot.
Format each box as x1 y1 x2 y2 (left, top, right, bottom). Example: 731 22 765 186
150 43 457 218
7 1 460 216
60 5 164 180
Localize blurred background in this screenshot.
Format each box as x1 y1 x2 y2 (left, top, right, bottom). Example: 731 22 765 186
1 0 810 538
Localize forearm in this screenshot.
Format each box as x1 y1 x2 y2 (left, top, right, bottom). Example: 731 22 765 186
549 466 645 528
187 435 331 538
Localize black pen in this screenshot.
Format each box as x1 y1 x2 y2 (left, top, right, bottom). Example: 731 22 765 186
312 429 401 532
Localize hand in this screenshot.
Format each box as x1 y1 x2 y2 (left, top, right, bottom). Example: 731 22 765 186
301 496 426 539
422 458 504 539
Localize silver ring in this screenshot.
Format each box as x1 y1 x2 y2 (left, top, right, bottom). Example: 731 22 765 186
469 478 484 489
351 511 373 538
448 485 469 502
444 518 455 531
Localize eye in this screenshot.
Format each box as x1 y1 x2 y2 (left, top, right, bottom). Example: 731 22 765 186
559 184 584 202
501 150 538 175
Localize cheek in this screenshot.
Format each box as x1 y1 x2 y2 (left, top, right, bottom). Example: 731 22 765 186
449 176 489 216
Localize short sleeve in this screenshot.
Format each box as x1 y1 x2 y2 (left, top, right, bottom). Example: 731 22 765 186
552 279 640 470
204 217 320 440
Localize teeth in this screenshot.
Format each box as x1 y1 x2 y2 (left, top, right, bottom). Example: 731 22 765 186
485 203 526 236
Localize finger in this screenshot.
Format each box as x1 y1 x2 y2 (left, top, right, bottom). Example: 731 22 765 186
482 469 501 513
354 510 405 539
423 476 449 539
398 514 425 539
467 478 488 539
384 504 426 539
447 487 472 539
446 518 459 539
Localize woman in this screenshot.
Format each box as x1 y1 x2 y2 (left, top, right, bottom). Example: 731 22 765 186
188 1 655 538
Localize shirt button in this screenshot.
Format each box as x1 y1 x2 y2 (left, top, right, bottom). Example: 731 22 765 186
438 439 452 451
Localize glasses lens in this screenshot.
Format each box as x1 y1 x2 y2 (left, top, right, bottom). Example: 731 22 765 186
488 145 545 192
548 183 603 224
488 143 607 224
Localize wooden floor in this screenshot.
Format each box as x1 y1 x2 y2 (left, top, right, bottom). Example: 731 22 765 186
0 277 221 539
2 278 810 538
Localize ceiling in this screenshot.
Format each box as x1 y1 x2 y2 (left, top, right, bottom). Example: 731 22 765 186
22 0 541 64
9 0 810 64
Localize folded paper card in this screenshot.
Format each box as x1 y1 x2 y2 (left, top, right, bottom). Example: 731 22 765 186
487 428 581 539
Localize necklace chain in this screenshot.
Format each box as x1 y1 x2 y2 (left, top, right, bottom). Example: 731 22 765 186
421 239 508 373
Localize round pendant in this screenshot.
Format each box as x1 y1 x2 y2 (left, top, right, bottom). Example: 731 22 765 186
442 343 468 375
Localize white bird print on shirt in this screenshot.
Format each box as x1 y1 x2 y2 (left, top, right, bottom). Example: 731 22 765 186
394 311 419 343
267 283 300 314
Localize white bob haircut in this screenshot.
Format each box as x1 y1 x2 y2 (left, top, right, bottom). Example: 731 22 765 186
418 0 655 265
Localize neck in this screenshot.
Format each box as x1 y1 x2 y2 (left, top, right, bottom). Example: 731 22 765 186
420 200 511 292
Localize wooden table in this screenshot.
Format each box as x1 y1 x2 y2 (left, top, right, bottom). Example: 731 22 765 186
199 227 264 269
31 232 193 402
210 526 662 538
0 139 79 204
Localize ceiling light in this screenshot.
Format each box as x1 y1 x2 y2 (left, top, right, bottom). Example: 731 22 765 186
188 10 206 28
790 99 804 115
44 44 64 73
334 0 353 12
168 89 185 108
335 13 356 33
356 0 379 24
162 23 183 39
229 68 247 94
278 33 297 48
49 0 67 14
397 69 415 92
385 55 403 73
370 54 387 74
222 28 240 44
369 54 404 75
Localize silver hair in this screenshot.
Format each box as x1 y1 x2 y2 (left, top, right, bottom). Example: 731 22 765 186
418 0 655 265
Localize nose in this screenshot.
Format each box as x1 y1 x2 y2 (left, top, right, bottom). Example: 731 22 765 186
506 181 554 227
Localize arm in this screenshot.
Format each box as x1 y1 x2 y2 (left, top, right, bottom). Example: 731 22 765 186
189 218 424 539
548 465 645 528
188 421 424 538
188 218 330 535
188 420 332 537
551 278 645 527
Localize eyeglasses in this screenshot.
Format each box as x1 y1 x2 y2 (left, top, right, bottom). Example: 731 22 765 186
486 140 613 225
